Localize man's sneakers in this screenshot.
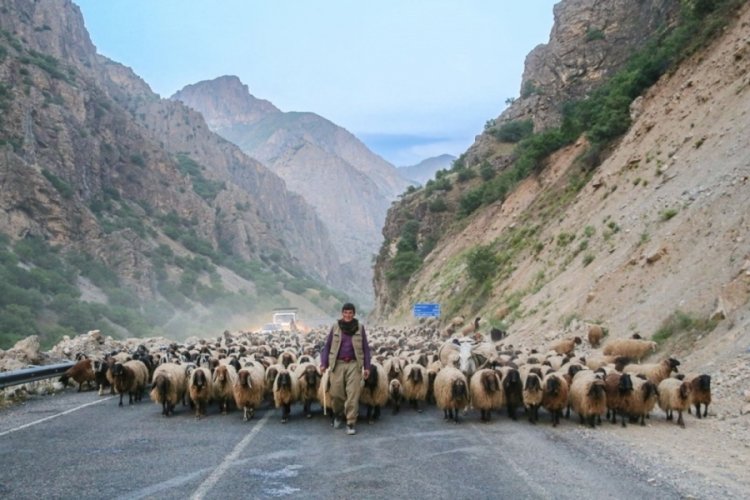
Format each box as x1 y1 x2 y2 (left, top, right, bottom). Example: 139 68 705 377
332 417 343 429
346 424 356 435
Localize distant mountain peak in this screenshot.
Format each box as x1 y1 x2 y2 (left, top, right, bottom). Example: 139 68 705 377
170 75 279 129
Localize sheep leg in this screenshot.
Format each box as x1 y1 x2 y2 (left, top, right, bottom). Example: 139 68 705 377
453 409 459 424
666 409 673 421
77 382 83 392
281 403 290 423
443 409 450 420
374 405 381 420
304 400 312 419
588 415 596 428
677 410 685 428
703 405 708 418
118 392 124 407
694 403 701 419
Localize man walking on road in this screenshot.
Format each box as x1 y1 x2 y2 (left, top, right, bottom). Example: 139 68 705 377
320 303 371 435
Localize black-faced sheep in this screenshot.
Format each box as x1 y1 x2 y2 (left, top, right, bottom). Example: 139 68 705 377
569 370 607 428
604 372 634 427
359 363 389 423
541 372 569 427
603 338 658 361
112 360 148 407
460 317 481 337
549 337 582 356
686 374 711 418
401 363 429 412
625 376 659 426
149 362 188 417
273 368 299 423
522 371 544 424
188 366 212 419
587 324 608 348
59 358 95 392
212 363 238 414
658 377 692 428
469 368 504 422
623 357 680 385
389 378 403 415
500 366 523 421
434 366 469 423
233 363 266 421
93 359 111 396
294 362 321 418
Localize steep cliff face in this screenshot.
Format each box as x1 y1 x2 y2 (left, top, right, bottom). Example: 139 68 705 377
173 76 413 305
372 0 749 344
0 0 345 344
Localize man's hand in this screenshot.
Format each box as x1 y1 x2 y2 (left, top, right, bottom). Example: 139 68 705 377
320 365 327 373
363 369 370 380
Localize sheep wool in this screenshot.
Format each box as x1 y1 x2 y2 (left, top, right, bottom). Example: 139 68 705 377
233 363 266 421
400 363 429 412
602 338 658 361
569 370 607 428
623 358 680 385
212 364 238 414
273 367 299 423
623 376 659 426
59 358 95 392
188 366 213 419
293 362 321 418
359 363 389 423
658 377 692 428
469 368 504 422
587 324 607 348
112 360 148 407
685 374 711 419
149 362 188 417
434 366 469 423
541 372 569 427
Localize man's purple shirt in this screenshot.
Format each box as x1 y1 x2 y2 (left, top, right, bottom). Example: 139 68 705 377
320 323 371 370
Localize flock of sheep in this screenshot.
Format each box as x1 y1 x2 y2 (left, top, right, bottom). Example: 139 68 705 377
57 318 712 430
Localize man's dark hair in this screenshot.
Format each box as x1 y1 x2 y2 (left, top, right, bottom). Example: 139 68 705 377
342 302 356 314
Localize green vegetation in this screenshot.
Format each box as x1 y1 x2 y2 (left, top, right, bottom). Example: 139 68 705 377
660 207 679 221
489 119 534 143
386 219 424 292
466 245 498 284
653 310 718 345
176 153 226 202
41 169 74 199
585 28 605 42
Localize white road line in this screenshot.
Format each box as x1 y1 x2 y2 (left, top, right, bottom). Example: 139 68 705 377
191 412 272 500
0 396 115 437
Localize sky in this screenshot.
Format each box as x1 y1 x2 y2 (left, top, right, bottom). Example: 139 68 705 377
75 1 558 166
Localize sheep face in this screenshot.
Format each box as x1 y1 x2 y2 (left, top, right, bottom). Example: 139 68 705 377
482 372 500 393
587 381 606 401
276 372 292 390
451 379 468 400
545 375 561 396
678 381 691 401
237 370 250 388
567 364 583 378
618 373 634 394
668 358 681 373
364 365 380 391
408 367 423 384
194 369 208 388
524 374 541 392
112 363 126 378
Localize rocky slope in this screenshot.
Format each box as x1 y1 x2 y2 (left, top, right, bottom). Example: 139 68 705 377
172 76 414 306
0 0 345 344
372 0 750 377
398 154 456 185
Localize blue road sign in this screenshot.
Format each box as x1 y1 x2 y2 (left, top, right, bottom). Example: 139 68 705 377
413 302 441 318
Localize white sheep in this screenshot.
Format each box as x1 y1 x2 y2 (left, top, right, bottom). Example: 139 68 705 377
434 366 469 423
212 363 238 414
233 363 266 421
469 368 504 422
149 362 188 417
657 377 692 428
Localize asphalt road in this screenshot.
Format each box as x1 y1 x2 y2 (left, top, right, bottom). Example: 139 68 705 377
0 388 716 499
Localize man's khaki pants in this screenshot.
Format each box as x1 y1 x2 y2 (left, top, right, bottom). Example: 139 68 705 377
330 361 362 425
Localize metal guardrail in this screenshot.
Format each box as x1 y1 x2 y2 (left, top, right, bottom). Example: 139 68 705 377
0 362 74 390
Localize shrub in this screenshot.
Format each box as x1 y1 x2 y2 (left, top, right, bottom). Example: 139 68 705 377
466 245 498 283
653 310 718 345
660 208 678 221
490 119 534 143
428 197 448 213
41 169 74 199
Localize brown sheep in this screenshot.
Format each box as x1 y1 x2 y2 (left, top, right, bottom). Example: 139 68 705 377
112 360 148 407
233 363 265 421
541 372 569 427
623 357 680 385
603 338 658 361
469 368 504 422
587 324 608 348
686 374 711 418
569 370 607 428
604 372 634 427
549 337 582 356
434 366 469 423
624 376 659 426
59 359 95 392
188 366 212 419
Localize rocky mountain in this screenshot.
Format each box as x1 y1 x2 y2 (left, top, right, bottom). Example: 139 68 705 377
172 76 414 306
0 0 347 347
372 0 749 378
398 154 456 185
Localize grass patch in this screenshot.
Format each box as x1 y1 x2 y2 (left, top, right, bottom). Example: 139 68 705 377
652 310 718 345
